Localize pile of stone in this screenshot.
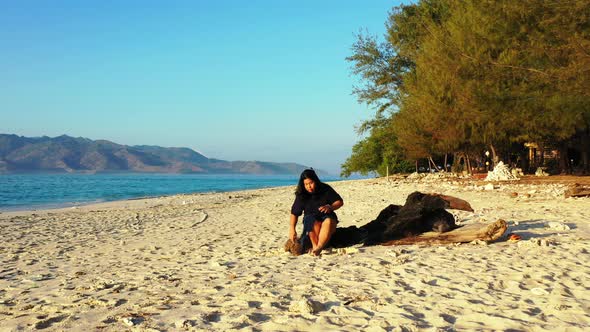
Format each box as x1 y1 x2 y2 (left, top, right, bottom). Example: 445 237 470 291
485 161 519 181
535 167 549 176
423 172 466 181
406 172 427 180
512 168 524 177
406 171 467 182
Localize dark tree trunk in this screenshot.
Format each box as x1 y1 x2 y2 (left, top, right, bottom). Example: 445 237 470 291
539 143 545 169
558 142 571 174
518 148 530 172
580 129 590 174
429 157 439 172
452 152 461 173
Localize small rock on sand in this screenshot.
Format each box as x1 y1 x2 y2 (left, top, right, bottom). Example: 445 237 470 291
547 221 570 231
175 319 198 329
289 296 322 314
518 238 555 248
121 316 143 327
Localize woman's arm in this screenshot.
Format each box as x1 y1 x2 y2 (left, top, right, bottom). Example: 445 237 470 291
289 214 299 241
318 199 343 213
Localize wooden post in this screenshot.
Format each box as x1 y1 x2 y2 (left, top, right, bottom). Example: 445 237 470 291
429 157 439 172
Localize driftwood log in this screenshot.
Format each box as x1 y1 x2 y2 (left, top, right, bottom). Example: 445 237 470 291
565 184 590 198
285 191 507 256
383 219 507 246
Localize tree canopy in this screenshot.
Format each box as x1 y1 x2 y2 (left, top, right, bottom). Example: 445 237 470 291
343 0 590 176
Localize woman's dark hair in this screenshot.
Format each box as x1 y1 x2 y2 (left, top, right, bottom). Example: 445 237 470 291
295 169 322 196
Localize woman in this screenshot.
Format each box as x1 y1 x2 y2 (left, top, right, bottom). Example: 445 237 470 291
289 169 343 256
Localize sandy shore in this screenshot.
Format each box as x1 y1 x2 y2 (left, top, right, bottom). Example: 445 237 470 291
1 176 589 331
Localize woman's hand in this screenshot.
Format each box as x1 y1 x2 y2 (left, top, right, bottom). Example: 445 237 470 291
318 204 333 213
289 227 297 241
289 214 298 241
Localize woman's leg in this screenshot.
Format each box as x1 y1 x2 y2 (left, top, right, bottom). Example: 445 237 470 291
312 218 337 256
309 221 322 252
300 215 317 252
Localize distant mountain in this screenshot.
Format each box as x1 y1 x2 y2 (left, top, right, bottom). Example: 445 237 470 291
0 134 318 175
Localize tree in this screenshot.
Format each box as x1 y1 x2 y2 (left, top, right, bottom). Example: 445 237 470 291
341 117 413 177
345 0 590 175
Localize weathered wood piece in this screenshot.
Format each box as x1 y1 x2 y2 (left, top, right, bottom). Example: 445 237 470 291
382 219 507 246
286 192 505 256
564 184 590 198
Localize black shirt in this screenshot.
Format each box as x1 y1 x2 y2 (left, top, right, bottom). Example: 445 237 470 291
291 183 343 219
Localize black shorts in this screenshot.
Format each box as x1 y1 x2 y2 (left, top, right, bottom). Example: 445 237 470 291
303 213 338 225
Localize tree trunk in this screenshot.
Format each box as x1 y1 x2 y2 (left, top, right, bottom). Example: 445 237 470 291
520 148 529 174
444 154 448 172
429 157 439 172
539 143 545 169
490 144 498 166
452 152 461 173
558 142 571 174
580 129 590 174
453 152 471 174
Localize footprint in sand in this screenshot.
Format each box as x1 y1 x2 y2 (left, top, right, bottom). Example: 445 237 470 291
34 314 69 329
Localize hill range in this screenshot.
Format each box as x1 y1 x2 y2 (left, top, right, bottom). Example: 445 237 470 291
0 134 317 175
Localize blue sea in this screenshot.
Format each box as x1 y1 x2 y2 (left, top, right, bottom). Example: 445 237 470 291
0 173 342 211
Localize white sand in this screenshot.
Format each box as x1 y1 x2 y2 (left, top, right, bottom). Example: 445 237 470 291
1 178 589 331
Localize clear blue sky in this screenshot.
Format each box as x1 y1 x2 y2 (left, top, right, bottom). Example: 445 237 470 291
1 0 407 175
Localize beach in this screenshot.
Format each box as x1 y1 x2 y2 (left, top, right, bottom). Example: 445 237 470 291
1 176 589 331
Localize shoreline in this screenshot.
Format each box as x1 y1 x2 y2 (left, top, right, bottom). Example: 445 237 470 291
4 172 585 214
0 176 359 217
0 183 300 218
0 173 316 214
1 176 589 331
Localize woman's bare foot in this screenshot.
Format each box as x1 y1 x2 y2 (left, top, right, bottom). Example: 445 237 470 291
311 246 323 256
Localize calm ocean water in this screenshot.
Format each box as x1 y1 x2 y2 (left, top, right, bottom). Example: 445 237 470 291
0 173 341 211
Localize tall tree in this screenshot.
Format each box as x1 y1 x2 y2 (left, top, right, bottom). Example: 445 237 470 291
341 116 413 177
345 0 590 175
